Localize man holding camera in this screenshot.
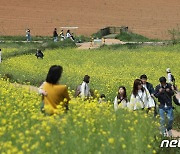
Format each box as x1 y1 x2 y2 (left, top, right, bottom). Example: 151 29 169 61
154 76 174 137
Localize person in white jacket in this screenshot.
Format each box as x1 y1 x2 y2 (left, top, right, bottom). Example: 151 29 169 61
80 75 91 99
130 79 155 110
114 86 129 111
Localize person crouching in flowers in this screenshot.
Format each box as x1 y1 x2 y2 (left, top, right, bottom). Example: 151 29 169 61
38 65 70 115
114 86 129 111
99 94 107 103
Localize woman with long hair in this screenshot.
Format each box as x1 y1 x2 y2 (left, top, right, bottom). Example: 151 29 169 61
130 79 155 110
130 79 146 110
114 86 128 111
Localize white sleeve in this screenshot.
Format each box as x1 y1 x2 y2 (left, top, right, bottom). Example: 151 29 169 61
87 84 91 97
129 94 136 110
167 73 172 83
38 82 45 95
114 97 118 111
80 82 86 97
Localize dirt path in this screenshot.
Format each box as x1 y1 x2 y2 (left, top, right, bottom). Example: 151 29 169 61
77 39 125 50
12 83 38 93
77 38 166 50
172 130 180 138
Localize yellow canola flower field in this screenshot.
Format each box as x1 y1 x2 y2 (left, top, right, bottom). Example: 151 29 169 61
0 79 161 154
0 47 179 100
0 45 180 153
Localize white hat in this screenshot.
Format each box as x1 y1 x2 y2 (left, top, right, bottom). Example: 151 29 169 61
166 68 171 73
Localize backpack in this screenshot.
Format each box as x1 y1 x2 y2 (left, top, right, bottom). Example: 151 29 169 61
75 84 81 97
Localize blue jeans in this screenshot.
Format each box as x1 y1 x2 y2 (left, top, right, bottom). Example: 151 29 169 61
159 106 173 134
27 34 31 41
54 37 58 42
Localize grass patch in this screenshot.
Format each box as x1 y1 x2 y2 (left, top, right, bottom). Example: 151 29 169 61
0 39 76 60
115 31 159 42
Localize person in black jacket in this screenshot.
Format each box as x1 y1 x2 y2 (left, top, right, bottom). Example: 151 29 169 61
35 49 44 59
140 74 154 96
140 74 156 114
154 76 174 137
53 28 58 42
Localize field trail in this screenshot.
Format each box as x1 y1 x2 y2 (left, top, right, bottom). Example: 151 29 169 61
172 130 180 138
77 39 125 50
77 39 166 50
11 82 180 138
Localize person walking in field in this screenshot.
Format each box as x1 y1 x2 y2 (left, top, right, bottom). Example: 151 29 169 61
140 74 156 113
38 65 70 115
114 86 129 111
154 77 174 137
53 28 58 42
129 79 154 110
140 74 154 96
166 68 176 90
26 29 31 42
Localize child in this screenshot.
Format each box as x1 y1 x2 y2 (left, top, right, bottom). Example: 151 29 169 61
99 94 106 103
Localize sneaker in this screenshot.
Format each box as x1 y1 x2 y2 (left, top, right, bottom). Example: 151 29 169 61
162 129 168 137
163 132 167 137
167 130 172 137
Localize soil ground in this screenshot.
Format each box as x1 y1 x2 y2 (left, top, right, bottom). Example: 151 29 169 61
0 0 180 39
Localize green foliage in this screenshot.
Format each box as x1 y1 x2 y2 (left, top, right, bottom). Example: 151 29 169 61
41 39 76 50
0 39 76 60
115 31 159 42
74 35 91 43
0 46 180 99
0 35 51 41
100 43 141 50
92 31 103 39
168 25 180 45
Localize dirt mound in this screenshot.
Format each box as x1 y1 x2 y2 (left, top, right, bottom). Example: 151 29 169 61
0 0 180 39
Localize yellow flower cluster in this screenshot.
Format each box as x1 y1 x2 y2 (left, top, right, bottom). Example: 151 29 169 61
0 48 179 100
0 78 161 153
0 45 179 153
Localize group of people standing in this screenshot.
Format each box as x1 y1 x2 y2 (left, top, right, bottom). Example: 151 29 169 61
39 65 178 137
53 28 75 42
25 28 75 42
